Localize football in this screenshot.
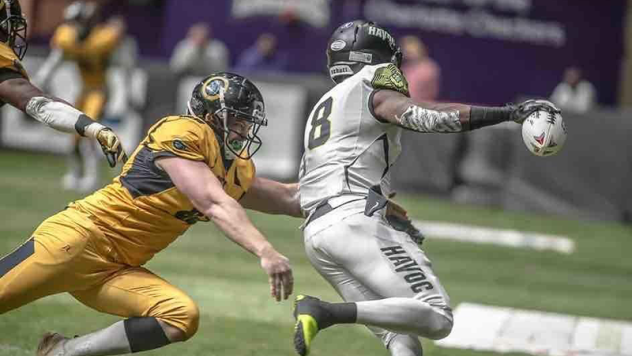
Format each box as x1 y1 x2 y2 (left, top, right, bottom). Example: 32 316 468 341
521 108 567 156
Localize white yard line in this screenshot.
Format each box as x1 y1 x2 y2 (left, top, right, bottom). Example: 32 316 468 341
437 303 632 356
413 220 575 254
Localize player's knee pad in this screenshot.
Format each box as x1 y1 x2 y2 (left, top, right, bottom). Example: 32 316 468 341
152 295 200 341
123 317 170 353
388 334 423 356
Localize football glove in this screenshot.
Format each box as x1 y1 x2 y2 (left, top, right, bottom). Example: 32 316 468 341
96 127 128 168
365 187 425 246
385 194 425 246
509 99 561 124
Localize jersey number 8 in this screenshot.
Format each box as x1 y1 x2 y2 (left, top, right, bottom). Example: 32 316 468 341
307 97 333 149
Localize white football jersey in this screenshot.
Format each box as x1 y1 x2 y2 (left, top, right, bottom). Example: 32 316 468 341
299 63 404 213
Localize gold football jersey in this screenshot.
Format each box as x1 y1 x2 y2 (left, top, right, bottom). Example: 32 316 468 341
0 42 28 79
51 23 121 89
71 116 256 266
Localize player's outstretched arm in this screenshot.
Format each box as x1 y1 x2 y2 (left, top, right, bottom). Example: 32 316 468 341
240 177 303 218
372 89 556 132
157 156 294 301
0 76 127 167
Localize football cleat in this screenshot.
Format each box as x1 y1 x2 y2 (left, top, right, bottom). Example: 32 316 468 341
293 295 333 356
36 332 68 356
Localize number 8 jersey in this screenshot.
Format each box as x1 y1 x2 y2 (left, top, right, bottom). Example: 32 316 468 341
299 63 408 214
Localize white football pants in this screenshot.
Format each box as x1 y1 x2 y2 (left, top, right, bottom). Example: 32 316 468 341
303 210 453 356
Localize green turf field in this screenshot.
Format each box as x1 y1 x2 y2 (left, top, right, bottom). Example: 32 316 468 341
0 150 630 356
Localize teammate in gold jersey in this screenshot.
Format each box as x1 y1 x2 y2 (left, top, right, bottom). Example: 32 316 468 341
0 72 301 356
38 1 125 190
0 0 126 167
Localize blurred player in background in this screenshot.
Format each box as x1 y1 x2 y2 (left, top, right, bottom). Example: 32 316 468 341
0 72 301 356
293 20 560 356
36 1 124 192
0 0 126 167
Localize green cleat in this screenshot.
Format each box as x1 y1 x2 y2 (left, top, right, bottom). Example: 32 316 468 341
293 295 331 356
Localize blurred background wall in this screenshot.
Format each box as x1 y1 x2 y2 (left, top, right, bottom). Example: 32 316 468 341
1 0 630 224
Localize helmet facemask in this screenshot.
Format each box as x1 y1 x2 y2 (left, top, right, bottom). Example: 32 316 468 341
187 82 267 161
211 91 266 161
0 0 28 60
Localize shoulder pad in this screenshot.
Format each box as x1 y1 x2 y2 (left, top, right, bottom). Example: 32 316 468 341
370 64 409 96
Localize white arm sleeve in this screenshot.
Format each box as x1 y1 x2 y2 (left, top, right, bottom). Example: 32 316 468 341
395 105 462 133
25 96 105 138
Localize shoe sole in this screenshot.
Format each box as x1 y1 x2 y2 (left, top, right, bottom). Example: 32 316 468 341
294 315 319 356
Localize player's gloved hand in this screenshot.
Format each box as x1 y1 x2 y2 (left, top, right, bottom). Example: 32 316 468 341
385 193 425 246
260 246 294 302
508 99 561 124
96 127 128 168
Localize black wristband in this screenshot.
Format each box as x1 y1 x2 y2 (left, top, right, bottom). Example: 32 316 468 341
74 114 94 136
469 106 513 130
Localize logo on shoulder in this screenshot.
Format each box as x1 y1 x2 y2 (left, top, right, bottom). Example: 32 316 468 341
330 40 346 51
173 139 188 151
371 64 409 96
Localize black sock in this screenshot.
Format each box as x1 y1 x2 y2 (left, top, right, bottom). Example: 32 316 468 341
322 302 357 328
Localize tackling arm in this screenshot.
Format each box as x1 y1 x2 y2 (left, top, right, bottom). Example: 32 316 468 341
156 157 294 301
0 77 127 167
240 177 303 218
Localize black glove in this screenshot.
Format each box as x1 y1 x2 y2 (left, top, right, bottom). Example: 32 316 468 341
509 99 561 124
364 187 425 246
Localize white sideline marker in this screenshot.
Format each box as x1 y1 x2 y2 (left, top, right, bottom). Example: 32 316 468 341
436 303 632 356
413 220 575 254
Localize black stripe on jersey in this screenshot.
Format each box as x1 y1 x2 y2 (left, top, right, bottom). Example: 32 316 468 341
368 89 388 123
378 133 390 179
0 237 34 278
343 133 390 190
120 146 176 198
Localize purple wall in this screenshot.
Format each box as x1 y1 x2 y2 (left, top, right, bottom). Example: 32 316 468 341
108 0 626 106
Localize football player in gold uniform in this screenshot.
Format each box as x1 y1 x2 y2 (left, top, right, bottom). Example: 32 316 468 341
39 1 125 190
0 72 301 356
0 0 126 167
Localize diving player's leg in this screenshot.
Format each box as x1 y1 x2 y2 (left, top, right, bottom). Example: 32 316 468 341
40 266 199 356
294 214 452 355
298 243 423 356
0 210 99 314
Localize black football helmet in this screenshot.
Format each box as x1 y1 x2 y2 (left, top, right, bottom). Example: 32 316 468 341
0 0 27 60
327 20 402 84
188 72 267 160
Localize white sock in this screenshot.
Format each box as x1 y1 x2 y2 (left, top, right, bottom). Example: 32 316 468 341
54 321 132 356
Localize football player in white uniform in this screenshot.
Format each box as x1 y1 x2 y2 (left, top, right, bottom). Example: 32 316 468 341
293 20 560 356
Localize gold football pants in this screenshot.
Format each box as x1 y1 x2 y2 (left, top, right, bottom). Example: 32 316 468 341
0 208 199 339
